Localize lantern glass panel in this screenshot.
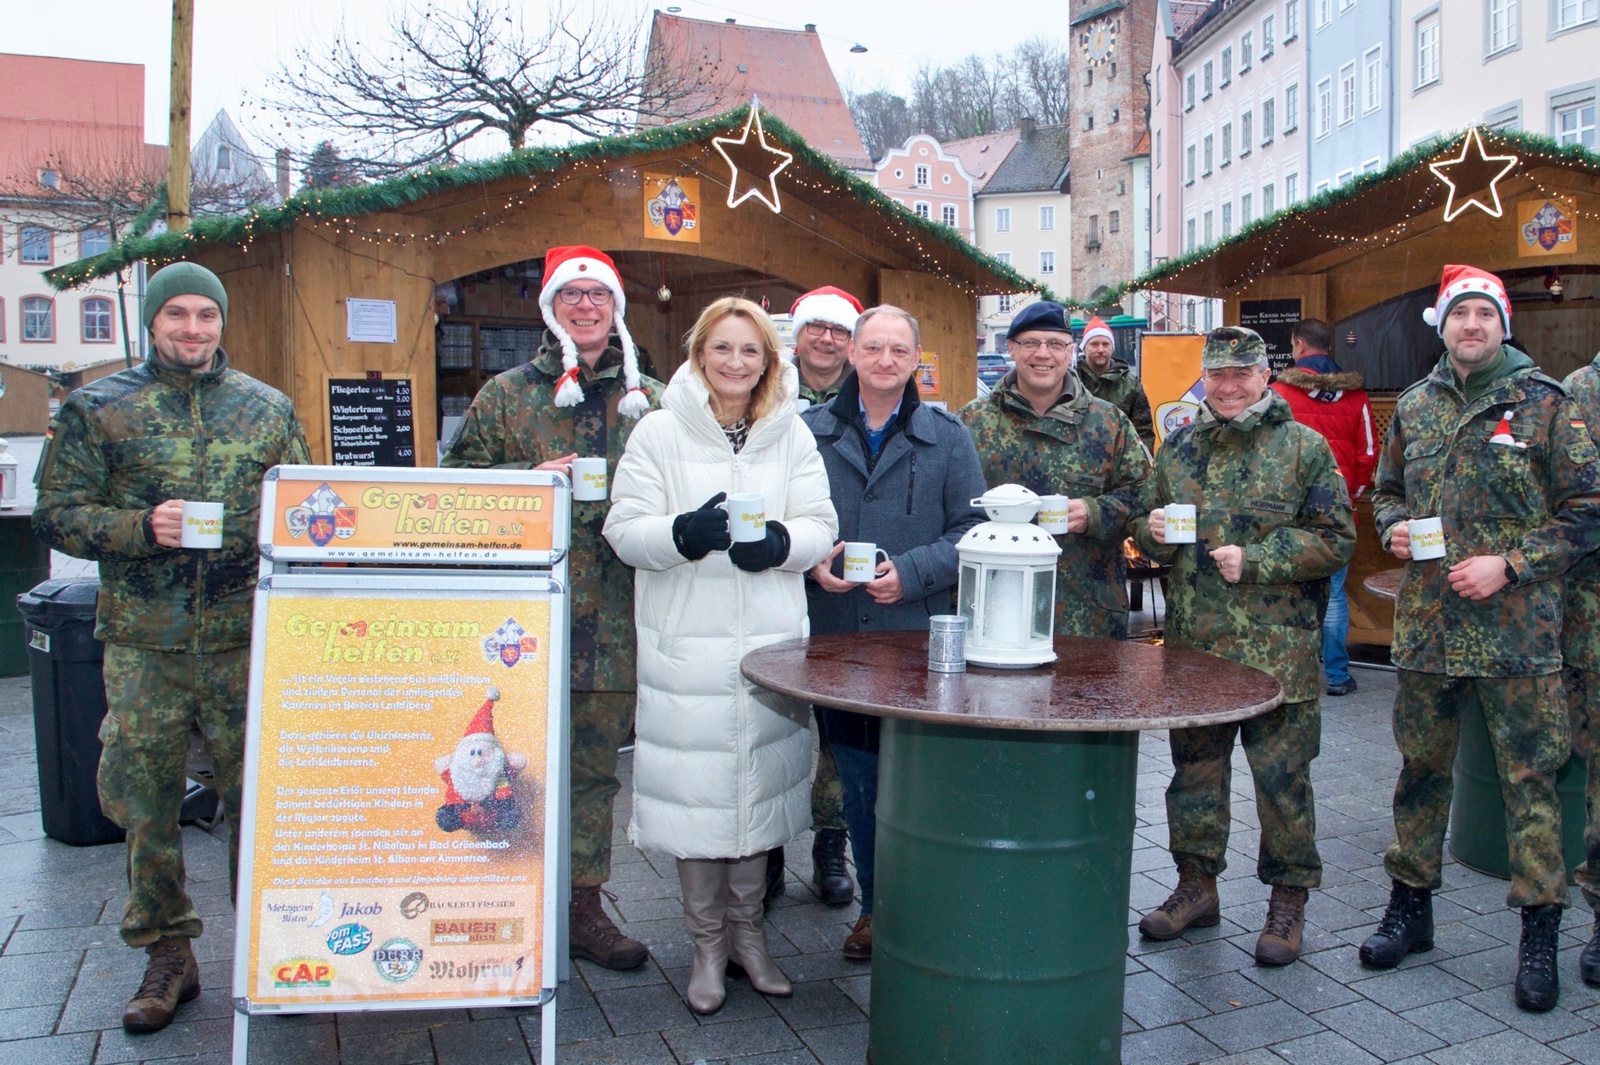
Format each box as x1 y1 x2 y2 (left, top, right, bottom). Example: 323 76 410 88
958 562 979 630
983 568 1026 645
1031 570 1054 640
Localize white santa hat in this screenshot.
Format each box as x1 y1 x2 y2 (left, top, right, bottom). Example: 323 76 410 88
789 286 863 335
1081 315 1114 346
539 246 651 418
1421 264 1511 337
463 687 501 740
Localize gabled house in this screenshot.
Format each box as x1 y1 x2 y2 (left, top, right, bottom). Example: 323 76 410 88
973 119 1072 350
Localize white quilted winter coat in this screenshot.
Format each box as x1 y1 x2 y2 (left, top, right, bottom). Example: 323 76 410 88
603 361 838 860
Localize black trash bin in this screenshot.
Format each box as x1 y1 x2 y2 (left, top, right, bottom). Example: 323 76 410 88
17 578 124 847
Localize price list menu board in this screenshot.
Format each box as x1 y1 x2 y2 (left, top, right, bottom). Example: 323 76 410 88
329 378 417 467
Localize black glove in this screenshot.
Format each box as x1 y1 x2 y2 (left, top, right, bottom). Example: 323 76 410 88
673 493 731 560
729 520 791 573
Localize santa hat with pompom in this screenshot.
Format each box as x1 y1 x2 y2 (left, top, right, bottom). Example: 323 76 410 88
539 246 651 418
1081 315 1114 346
789 286 863 335
1421 264 1511 337
463 687 501 741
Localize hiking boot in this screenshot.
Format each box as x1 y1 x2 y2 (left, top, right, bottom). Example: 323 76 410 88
123 937 199 1033
812 829 855 907
1581 915 1600 986
1138 866 1220 940
1326 677 1359 696
1359 880 1433 969
843 913 873 960
763 847 786 911
570 886 648 970
1255 886 1308 966
1516 903 1562 1012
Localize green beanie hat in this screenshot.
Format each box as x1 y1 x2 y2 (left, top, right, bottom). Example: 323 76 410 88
143 262 228 329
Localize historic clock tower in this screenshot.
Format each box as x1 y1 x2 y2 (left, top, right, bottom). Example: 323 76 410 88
1068 0 1158 313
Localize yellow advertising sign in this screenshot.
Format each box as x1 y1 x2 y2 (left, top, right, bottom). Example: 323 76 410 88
644 173 701 243
266 474 556 563
916 350 940 395
244 590 552 1005
1517 199 1577 257
1139 334 1207 451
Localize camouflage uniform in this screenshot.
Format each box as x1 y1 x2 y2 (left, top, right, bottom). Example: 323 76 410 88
1132 385 1354 886
1077 358 1156 454
1372 346 1600 908
795 373 846 831
443 337 664 886
959 370 1150 638
32 352 309 947
1562 356 1600 910
798 376 844 408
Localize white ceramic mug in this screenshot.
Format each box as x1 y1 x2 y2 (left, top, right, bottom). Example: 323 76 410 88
181 501 224 549
725 492 766 543
843 542 890 582
1037 494 1071 535
570 457 608 501
1164 503 1198 544
1408 516 1446 561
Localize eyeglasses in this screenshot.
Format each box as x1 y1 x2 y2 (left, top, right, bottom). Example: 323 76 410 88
801 322 851 341
557 286 614 306
1010 338 1072 354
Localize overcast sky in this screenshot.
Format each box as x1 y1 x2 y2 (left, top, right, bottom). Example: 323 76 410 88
13 0 1062 150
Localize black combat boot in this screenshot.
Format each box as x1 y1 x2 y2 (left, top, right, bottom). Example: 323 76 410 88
762 846 786 911
811 829 855 907
1358 880 1433 968
1581 914 1600 986
1515 904 1562 1012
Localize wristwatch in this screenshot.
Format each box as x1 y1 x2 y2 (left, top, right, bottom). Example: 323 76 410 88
1503 557 1517 585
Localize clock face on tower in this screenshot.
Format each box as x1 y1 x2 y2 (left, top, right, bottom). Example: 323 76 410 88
1083 17 1118 67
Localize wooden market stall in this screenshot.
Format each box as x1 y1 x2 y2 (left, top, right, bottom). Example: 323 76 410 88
46 105 1032 465
1131 128 1600 646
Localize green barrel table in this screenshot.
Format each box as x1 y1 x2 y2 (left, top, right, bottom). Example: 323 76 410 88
742 632 1282 1065
1363 568 1586 879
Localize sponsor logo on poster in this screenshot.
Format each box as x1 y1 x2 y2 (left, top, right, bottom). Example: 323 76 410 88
274 959 336 988
399 892 518 919
482 618 537 668
372 939 424 983
326 923 374 956
430 918 524 946
426 956 526 981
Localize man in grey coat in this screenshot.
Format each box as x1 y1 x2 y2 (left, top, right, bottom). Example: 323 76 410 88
802 304 987 960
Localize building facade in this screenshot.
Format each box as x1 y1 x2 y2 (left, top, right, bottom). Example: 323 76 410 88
972 121 1073 351
1069 0 1160 312
873 135 977 241
1307 0 1397 194
1396 0 1599 150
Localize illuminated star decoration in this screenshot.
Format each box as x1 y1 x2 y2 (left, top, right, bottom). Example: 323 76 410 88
1429 127 1519 222
712 100 793 214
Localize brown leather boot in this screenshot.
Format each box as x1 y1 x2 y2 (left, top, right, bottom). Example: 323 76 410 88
1255 886 1309 966
569 886 648 970
1138 866 1220 940
123 937 199 1033
843 913 873 960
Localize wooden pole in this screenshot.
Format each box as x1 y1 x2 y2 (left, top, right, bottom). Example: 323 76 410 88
167 0 194 232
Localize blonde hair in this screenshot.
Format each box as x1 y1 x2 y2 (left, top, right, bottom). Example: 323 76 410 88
684 297 786 424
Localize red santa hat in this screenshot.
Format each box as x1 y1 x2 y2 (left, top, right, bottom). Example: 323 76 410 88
539 246 650 418
463 687 501 739
1081 315 1114 346
789 286 863 335
1421 264 1511 337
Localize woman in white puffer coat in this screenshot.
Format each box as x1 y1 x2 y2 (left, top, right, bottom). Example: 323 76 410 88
603 297 838 1015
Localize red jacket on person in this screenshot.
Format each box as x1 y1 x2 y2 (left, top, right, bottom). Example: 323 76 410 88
1271 357 1377 499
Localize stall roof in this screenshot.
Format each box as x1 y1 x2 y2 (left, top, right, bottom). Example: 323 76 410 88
46 105 1042 301
1126 128 1600 304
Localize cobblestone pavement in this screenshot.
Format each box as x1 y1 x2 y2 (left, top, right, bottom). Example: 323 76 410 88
6 660 1600 1063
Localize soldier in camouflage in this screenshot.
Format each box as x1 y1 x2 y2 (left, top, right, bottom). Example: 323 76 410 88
1565 352 1600 990
33 262 310 1033
1131 326 1354 967
766 285 863 908
1075 315 1155 454
959 301 1149 638
442 246 662 970
1361 265 1600 1013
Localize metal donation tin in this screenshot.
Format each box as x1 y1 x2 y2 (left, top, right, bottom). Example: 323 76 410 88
928 615 968 673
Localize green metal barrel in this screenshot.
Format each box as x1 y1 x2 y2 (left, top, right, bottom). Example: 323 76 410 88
872 718 1139 1065
0 518 51 677
1449 691 1585 879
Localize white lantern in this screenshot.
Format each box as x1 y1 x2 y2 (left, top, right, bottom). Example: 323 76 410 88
956 484 1062 667
0 438 16 510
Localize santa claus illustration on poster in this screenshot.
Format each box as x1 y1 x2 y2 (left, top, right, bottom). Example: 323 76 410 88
435 688 535 838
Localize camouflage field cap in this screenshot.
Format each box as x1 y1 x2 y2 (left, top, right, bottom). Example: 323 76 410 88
1200 326 1268 370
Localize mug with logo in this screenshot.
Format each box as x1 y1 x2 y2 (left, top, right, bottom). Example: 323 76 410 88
181 501 225 549
1408 516 1446 561
570 457 608 501
1037 495 1071 535
724 492 766 543
843 542 891 583
1164 503 1198 544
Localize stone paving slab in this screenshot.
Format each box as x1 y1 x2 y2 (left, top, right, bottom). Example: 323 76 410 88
7 659 1600 1062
